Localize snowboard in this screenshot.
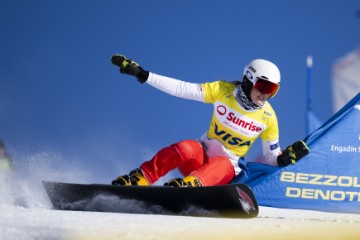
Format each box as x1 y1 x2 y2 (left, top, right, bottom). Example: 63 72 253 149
42 181 258 218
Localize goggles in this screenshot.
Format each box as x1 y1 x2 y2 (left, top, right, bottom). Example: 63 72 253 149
253 78 280 97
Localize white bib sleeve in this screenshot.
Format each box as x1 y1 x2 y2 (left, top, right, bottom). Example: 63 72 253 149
261 139 282 166
146 72 205 102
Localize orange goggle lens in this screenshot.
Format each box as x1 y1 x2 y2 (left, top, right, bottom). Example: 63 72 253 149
254 78 279 97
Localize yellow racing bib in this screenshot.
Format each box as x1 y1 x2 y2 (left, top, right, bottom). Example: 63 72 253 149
201 81 279 157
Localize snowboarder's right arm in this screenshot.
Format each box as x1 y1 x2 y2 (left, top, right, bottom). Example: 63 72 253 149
111 54 149 83
111 54 205 102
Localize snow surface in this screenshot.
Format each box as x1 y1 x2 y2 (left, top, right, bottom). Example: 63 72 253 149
1 154 360 240
1 179 360 240
1 202 360 240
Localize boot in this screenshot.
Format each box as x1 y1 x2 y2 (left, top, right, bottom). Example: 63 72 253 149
164 175 202 187
112 168 150 186
112 174 132 186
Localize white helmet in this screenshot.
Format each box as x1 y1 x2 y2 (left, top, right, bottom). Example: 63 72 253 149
242 59 281 98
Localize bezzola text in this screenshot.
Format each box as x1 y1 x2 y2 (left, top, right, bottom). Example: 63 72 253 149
280 172 360 202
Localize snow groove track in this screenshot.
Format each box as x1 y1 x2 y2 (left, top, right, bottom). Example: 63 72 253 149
1 204 360 240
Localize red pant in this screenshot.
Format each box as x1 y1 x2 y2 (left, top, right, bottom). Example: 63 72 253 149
140 140 234 186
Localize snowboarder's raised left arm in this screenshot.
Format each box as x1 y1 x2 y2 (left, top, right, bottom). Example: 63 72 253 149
111 54 205 102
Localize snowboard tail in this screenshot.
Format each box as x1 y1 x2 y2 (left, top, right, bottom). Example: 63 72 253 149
42 181 258 218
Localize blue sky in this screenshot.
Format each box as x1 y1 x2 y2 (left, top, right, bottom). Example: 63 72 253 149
1 0 359 183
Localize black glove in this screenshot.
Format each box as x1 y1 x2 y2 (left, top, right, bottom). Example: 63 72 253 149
111 54 149 84
277 140 310 167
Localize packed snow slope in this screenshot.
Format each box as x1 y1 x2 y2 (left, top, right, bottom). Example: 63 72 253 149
1 151 359 240
1 204 360 240
1 174 360 240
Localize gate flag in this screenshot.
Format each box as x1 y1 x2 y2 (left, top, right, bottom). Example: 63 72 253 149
332 47 360 113
234 93 360 213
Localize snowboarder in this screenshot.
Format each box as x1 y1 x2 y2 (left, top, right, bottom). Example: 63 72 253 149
110 55 309 187
0 140 13 172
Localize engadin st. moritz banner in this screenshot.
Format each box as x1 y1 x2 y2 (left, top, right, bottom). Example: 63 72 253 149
234 93 360 213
